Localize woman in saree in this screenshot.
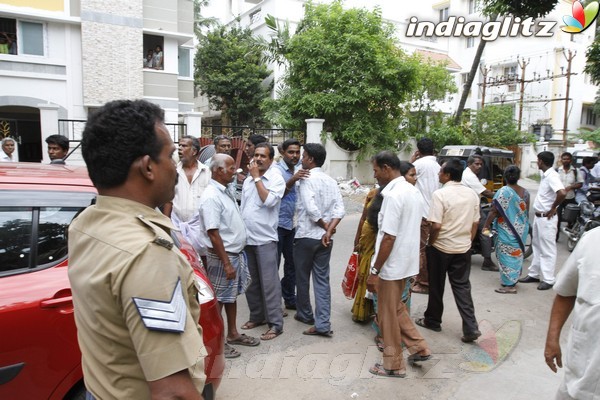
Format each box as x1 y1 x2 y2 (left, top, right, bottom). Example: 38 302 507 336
483 165 530 294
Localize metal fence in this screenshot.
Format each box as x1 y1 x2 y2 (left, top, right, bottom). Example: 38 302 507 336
200 125 305 145
58 119 187 143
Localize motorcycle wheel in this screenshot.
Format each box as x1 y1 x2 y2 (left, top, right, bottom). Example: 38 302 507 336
567 222 580 252
523 225 533 259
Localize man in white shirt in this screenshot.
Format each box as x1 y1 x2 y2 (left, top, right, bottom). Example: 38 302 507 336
240 143 286 341
461 154 496 271
556 152 582 240
410 138 440 295
545 228 600 400
519 151 566 290
366 151 431 378
1 137 16 162
163 136 210 223
294 143 345 337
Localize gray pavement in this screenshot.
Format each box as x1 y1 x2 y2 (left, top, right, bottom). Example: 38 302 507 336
217 178 571 399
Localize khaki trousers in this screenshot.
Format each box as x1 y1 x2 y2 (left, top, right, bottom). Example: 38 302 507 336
378 278 429 371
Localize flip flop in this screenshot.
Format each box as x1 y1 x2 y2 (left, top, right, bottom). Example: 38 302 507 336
241 320 266 330
302 327 333 337
260 328 283 341
374 335 384 352
224 343 241 359
369 363 406 378
227 333 260 347
408 352 432 363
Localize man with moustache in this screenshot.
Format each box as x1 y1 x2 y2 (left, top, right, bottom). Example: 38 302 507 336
240 143 286 340
366 151 431 378
199 154 257 359
68 100 207 399
274 138 309 310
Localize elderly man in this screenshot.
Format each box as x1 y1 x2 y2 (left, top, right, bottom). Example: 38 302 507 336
163 135 210 222
366 151 431 378
68 100 207 399
199 154 258 359
240 143 286 340
1 137 16 162
274 138 308 310
45 134 69 163
416 158 482 343
202 135 232 165
410 137 440 295
519 151 566 290
544 228 600 400
294 143 345 337
461 154 496 271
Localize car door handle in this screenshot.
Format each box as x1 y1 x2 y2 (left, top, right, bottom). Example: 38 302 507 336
40 295 73 309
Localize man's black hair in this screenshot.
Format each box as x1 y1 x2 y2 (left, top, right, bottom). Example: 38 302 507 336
282 138 301 151
467 154 484 166
82 99 164 189
180 135 200 155
537 151 555 168
213 135 230 146
254 142 274 159
372 150 401 171
303 143 327 167
248 134 268 146
45 134 69 151
582 156 597 167
561 151 573 159
416 137 434 155
441 158 464 182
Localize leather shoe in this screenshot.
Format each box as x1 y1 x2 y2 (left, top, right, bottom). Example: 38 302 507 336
415 317 441 332
537 282 554 291
293 314 315 325
461 330 482 343
481 258 499 271
285 303 297 310
518 275 540 283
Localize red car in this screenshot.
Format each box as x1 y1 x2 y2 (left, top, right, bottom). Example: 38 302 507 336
0 163 224 399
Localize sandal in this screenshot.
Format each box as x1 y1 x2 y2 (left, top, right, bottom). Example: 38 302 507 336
414 317 441 332
408 352 432 363
369 363 406 378
241 320 266 330
224 343 241 359
495 286 517 294
374 335 384 352
227 333 260 347
260 328 283 341
302 327 333 337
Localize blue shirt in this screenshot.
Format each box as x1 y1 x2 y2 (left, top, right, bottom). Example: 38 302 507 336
275 159 297 230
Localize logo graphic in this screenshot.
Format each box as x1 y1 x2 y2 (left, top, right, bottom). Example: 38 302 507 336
561 0 599 33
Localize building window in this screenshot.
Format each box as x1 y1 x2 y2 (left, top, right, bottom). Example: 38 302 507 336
249 9 262 25
504 65 517 92
439 7 449 22
143 34 164 70
178 47 191 77
583 106 597 126
466 37 474 48
468 0 478 14
0 17 45 56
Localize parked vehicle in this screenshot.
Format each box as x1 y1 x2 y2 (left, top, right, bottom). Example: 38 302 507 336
572 149 599 168
0 163 224 400
438 145 515 192
563 189 600 252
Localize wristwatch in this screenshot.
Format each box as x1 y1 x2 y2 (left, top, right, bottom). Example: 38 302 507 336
370 267 380 275
253 177 261 183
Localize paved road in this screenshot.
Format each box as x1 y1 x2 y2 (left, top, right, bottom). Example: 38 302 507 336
217 178 572 399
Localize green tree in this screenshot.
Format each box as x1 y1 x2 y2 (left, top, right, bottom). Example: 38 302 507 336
401 56 457 138
264 1 419 152
193 0 218 38
195 24 272 126
469 105 523 147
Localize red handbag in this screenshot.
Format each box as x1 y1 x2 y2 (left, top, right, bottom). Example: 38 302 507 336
341 252 360 299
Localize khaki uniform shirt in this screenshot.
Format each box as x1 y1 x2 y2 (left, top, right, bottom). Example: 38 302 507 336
68 196 206 400
428 181 480 254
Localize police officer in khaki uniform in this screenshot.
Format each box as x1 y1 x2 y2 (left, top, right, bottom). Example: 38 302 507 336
68 99 206 400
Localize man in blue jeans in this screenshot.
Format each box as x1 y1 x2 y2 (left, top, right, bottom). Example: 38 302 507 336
293 143 345 336
274 138 308 310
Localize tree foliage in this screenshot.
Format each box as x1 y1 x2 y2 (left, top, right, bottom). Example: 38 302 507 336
195 24 272 126
470 105 524 147
264 1 420 152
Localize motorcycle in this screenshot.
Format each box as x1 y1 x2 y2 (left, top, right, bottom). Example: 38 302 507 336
563 191 600 252
472 203 533 259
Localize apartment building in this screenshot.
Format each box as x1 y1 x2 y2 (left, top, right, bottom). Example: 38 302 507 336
0 0 196 163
